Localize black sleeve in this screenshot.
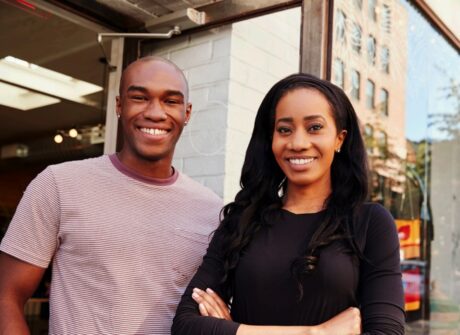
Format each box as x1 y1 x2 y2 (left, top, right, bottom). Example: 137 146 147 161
172 228 241 335
358 204 406 335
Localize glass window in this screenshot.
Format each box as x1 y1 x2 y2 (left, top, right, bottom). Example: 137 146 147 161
379 88 389 116
332 0 460 331
333 58 345 88
381 4 392 33
368 0 377 21
366 79 375 109
353 0 363 10
380 46 390 73
335 9 347 45
351 22 362 54
351 69 360 100
367 35 376 65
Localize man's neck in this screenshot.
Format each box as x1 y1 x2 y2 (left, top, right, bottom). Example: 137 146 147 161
116 152 173 179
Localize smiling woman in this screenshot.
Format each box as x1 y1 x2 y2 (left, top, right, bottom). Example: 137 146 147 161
172 73 405 335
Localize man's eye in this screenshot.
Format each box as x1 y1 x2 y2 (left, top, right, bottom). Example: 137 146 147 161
165 99 179 104
131 96 147 101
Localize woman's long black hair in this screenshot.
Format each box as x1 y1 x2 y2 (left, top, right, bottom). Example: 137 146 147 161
217 73 369 299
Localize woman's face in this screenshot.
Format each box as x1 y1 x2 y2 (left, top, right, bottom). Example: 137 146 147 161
271 88 346 192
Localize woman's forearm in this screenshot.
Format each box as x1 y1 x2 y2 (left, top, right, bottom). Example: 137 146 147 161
237 324 319 335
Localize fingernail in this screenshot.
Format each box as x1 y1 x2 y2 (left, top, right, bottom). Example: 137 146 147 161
192 292 199 299
193 287 202 293
206 288 214 294
199 303 205 310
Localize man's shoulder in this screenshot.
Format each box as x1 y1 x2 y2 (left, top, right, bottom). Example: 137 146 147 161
176 173 222 205
48 155 109 175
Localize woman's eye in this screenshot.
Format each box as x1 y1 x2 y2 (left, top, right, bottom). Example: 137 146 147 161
308 124 323 132
165 99 179 104
277 127 291 134
131 95 146 101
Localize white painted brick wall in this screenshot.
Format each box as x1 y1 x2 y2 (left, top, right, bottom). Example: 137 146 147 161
143 8 301 202
224 8 301 203
144 27 231 198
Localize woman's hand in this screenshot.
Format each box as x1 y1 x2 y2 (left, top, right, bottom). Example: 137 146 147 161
192 287 232 320
315 307 361 335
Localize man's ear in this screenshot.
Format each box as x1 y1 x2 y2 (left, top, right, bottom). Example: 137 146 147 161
185 103 192 124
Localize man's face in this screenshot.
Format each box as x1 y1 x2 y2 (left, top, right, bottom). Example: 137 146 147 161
116 60 191 166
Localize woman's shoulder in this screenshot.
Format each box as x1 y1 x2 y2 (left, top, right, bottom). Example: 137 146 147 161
353 202 397 248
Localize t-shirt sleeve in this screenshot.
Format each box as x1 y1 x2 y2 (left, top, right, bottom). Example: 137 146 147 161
0 167 60 268
172 228 240 335
359 204 406 334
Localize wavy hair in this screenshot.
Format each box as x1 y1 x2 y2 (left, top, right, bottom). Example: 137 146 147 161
217 73 368 299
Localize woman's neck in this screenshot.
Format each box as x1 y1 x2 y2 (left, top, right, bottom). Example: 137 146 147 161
282 183 331 214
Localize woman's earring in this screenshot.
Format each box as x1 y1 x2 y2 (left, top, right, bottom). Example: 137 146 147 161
117 114 120 119
336 148 341 153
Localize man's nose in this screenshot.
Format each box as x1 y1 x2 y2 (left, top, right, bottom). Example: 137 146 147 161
144 99 167 121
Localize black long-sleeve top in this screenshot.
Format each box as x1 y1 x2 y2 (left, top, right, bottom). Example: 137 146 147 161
172 203 405 334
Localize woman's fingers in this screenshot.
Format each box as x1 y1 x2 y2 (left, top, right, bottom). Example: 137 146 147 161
192 287 231 320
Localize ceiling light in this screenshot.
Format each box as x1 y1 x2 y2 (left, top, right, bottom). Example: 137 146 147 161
0 56 102 107
54 134 63 144
0 82 60 110
68 128 79 138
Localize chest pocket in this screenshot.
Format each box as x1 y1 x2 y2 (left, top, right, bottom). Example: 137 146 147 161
172 227 211 287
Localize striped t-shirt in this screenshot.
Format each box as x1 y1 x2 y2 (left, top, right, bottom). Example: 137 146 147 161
1 154 222 334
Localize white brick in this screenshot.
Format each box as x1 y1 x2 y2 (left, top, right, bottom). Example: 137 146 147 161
189 87 209 110
213 37 232 59
184 154 225 176
180 130 226 157
223 173 243 204
225 127 252 155
171 41 213 68
188 58 230 87
230 36 269 71
189 107 227 131
201 175 225 199
208 81 229 103
228 82 264 112
172 157 184 171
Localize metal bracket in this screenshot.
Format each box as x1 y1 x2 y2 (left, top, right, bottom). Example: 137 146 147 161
97 26 182 71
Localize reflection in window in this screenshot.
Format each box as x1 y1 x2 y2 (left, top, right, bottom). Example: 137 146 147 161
379 88 389 116
351 22 362 54
381 46 390 73
353 0 362 10
367 35 376 65
333 58 345 89
375 130 388 158
366 79 375 109
363 124 374 154
381 4 391 33
351 69 360 100
368 0 377 22
335 9 347 45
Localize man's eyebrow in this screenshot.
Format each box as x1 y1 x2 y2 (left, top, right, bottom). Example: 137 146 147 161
164 90 184 98
126 85 148 93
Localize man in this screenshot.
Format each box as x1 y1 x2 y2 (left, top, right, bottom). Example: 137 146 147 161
0 56 222 334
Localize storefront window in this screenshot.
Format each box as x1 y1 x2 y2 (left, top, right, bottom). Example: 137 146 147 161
333 0 460 332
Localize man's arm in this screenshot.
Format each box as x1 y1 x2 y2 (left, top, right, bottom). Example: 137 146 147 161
0 252 46 335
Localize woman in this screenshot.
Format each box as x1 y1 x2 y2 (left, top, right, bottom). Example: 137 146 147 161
172 73 405 334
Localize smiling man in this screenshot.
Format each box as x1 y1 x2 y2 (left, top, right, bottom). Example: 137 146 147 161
0 57 222 335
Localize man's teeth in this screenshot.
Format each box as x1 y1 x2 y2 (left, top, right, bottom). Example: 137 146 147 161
140 128 167 135
289 158 315 165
